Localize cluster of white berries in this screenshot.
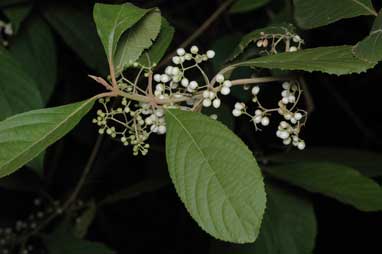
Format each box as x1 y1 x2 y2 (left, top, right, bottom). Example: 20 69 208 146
231 81 307 149
93 97 154 156
94 46 236 155
95 42 308 154
256 29 304 54
0 20 13 47
0 198 85 254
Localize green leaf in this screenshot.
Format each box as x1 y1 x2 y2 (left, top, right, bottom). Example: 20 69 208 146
267 148 382 178
210 183 316 254
138 17 174 66
74 201 97 238
100 178 170 206
3 2 32 33
0 98 95 178
43 220 114 254
236 45 376 75
42 2 107 75
165 109 266 243
114 9 161 72
230 0 270 14
9 14 57 103
293 0 377 29
264 162 382 211
229 24 295 61
93 2 149 59
0 47 43 120
352 10 382 63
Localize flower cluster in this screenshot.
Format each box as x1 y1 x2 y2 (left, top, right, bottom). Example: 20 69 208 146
93 43 308 154
231 81 307 149
0 20 13 47
93 46 223 155
255 28 304 54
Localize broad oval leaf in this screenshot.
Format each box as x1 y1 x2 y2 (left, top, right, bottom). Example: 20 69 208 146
0 98 95 178
10 14 57 103
353 10 382 63
0 47 43 120
293 0 377 29
267 147 382 178
210 183 317 254
93 2 149 59
138 17 174 66
264 162 382 211
165 109 266 243
236 45 376 75
114 9 162 72
230 0 270 14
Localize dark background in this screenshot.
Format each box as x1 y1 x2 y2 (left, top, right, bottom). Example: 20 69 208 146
1 0 382 253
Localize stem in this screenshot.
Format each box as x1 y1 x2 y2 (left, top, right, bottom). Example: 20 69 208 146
158 0 235 68
108 56 118 89
231 76 295 86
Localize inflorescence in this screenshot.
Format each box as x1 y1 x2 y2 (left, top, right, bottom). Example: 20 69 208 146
93 33 308 155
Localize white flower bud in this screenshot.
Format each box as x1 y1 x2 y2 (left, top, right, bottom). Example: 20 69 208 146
212 98 221 108
177 48 186 56
206 50 216 59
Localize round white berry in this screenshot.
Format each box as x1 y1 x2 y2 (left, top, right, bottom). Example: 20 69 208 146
160 74 170 83
190 45 199 54
185 53 192 60
181 78 189 87
206 50 216 59
282 82 291 90
210 114 218 120
158 125 167 134
223 80 232 87
288 95 296 103
212 98 221 108
208 91 216 99
254 115 262 123
234 102 244 110
256 40 263 47
297 141 306 150
172 56 181 64
177 48 186 56
293 35 301 43
189 81 198 90
282 97 289 104
280 121 288 128
232 109 242 117
216 74 225 83
289 46 298 52
203 90 210 98
165 66 173 75
294 112 303 120
154 74 161 82
220 86 230 95
255 109 263 116
283 138 292 145
252 86 260 95
261 116 270 126
203 99 212 107
172 67 181 76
